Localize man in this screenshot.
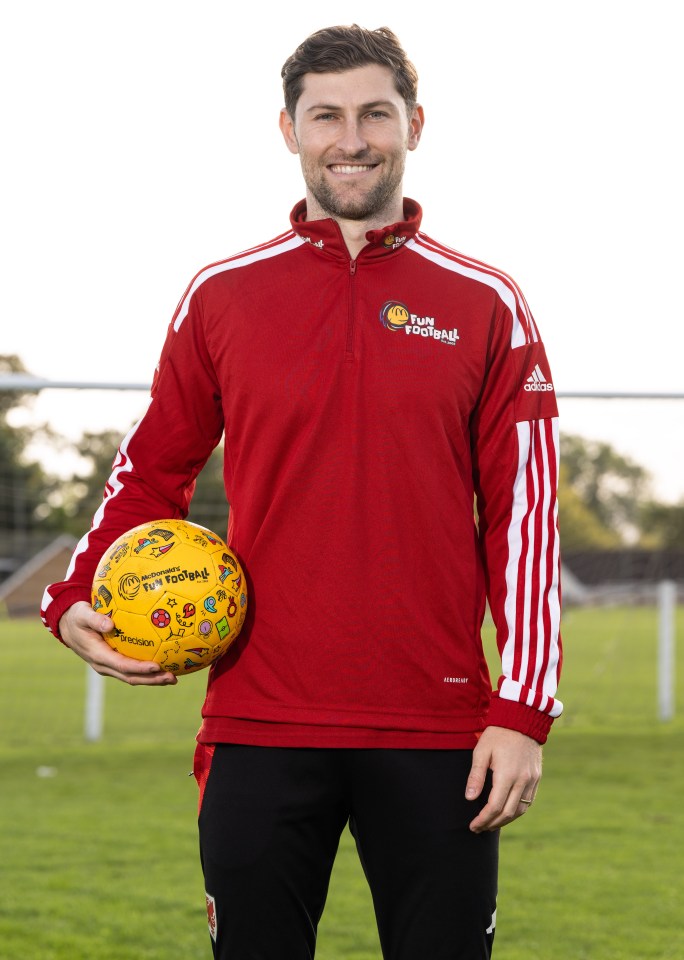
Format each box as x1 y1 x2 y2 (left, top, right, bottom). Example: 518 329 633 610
42 24 562 960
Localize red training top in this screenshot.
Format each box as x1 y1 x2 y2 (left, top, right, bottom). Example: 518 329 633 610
42 199 563 748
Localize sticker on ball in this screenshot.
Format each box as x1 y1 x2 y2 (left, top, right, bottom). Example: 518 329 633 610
91 519 248 675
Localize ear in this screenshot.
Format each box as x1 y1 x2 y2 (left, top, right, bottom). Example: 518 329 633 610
407 104 425 152
279 108 300 155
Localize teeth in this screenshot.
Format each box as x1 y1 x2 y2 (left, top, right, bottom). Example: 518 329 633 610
330 165 374 174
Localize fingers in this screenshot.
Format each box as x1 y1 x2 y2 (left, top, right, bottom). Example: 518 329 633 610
466 726 542 833
59 601 177 686
468 779 538 833
87 644 178 686
465 754 489 802
60 600 112 643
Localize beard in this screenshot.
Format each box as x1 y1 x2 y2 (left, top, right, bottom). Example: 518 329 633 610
300 150 407 222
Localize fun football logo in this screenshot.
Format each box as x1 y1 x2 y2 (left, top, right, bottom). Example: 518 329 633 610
379 300 460 345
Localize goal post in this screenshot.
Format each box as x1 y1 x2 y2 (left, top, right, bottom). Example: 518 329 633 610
84 666 105 742
1 375 680 736
658 580 677 722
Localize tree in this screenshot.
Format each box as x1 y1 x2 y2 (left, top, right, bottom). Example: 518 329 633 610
60 426 230 538
52 428 129 536
559 433 652 545
0 356 64 560
639 499 684 550
0 354 29 417
187 445 230 537
557 462 621 551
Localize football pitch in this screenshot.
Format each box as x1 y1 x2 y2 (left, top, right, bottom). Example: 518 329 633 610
1 607 683 960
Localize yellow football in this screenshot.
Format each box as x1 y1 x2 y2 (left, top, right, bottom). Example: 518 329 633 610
91 519 247 675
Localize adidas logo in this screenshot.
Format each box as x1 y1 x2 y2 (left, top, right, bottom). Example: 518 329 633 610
524 364 554 392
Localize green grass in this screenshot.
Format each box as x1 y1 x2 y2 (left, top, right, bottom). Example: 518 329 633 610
1 607 683 959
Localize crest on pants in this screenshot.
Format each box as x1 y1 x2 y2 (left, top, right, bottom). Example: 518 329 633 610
206 891 217 942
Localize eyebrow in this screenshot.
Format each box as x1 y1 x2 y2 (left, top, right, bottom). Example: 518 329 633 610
304 100 398 114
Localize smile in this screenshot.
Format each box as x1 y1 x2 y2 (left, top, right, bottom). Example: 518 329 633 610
328 164 378 175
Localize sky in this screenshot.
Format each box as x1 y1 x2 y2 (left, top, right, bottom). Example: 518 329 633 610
2 0 683 500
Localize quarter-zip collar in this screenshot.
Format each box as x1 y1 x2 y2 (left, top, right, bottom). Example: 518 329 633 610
289 198 423 262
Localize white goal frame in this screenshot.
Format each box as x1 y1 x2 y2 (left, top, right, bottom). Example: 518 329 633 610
1 375 679 739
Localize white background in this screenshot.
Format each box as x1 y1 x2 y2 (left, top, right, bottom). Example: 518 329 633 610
2 0 682 499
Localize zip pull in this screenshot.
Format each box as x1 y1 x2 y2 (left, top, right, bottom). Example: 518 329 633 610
349 259 357 276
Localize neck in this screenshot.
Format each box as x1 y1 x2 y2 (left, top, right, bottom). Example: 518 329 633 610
304 191 405 260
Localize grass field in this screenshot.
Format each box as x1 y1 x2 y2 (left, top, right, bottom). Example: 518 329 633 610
1 606 683 960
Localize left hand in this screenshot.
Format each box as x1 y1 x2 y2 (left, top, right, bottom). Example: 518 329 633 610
466 725 542 833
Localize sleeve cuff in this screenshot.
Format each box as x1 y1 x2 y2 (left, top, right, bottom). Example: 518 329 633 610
41 585 92 642
484 694 554 744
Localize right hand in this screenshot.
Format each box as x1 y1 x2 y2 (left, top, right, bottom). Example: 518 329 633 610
59 601 177 685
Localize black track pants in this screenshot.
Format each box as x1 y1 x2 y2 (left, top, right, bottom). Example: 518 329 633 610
197 744 498 959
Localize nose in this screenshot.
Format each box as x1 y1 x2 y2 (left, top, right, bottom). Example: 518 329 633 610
335 119 368 156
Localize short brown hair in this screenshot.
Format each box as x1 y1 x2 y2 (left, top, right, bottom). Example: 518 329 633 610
281 25 419 119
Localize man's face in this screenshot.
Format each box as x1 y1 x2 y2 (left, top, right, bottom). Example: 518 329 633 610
280 64 423 222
